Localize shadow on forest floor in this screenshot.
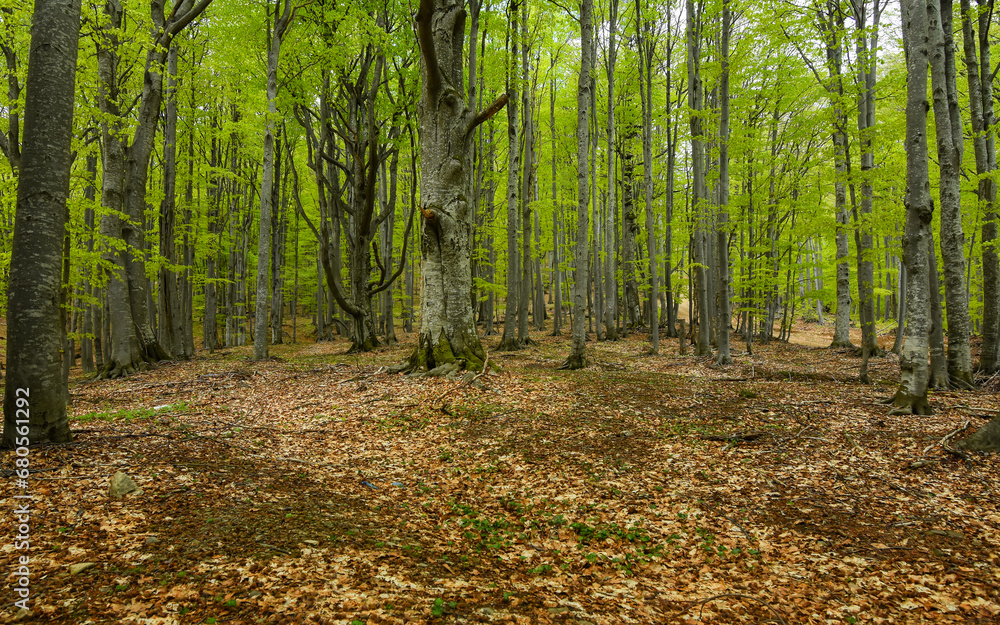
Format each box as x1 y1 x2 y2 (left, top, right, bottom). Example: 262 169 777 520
2 325 999 624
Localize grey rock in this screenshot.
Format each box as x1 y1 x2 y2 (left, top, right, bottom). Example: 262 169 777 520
109 471 142 499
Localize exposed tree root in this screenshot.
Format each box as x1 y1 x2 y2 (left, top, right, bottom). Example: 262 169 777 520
887 390 933 416
558 353 587 370
389 329 486 376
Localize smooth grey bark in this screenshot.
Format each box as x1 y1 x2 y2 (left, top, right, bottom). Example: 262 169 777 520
518 2 534 344
561 0 593 370
254 0 293 361
96 0 147 377
603 0 619 342
81 153 99 373
550 68 562 336
395 0 506 374
714 0 732 364
927 234 950 388
926 0 974 387
892 261 906 354
962 0 999 373
687 0 710 356
272 138 288 344
636 0 658 353
852 0 883 363
499 0 522 351
977 0 999 373
891 0 933 415
204 116 222 351
2 0 81 447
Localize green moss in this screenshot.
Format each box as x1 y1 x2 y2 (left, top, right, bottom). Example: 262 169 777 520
432 330 457 367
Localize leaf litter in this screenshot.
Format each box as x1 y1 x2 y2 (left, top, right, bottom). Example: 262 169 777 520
2 326 999 624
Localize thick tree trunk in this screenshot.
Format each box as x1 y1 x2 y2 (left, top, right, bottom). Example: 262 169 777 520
395 0 505 375
2 0 81 447
976 0 999 373
561 0 593 370
892 0 934 415
963 0 999 373
927 0 974 387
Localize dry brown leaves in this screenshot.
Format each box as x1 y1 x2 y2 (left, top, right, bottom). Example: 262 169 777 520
1 325 998 624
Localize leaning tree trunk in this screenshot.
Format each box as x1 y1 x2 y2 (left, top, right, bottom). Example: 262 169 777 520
561 0 593 370
395 0 507 375
1 0 81 447
891 0 934 415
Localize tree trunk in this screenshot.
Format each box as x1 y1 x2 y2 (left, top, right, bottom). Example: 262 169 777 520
603 0 620 342
561 0 593 370
159 44 185 359
714 0 732 364
963 0 999 373
636 0 658 353
925 0 974 387
254 0 292 361
892 0 934 415
688 0 711 357
499 0 521 351
2 0 81 447
395 0 506 375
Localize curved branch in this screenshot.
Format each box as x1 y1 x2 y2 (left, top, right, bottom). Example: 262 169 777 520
416 0 440 97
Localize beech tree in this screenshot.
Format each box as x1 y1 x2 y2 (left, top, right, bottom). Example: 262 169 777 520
561 0 593 370
891 0 933 415
2 0 82 447
395 0 507 374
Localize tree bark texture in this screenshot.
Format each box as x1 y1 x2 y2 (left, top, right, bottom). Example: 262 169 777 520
2 0 81 447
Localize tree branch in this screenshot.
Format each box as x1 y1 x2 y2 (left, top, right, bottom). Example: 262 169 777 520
468 92 509 133
416 0 440 97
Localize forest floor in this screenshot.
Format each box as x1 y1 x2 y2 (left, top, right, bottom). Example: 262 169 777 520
2 321 1000 625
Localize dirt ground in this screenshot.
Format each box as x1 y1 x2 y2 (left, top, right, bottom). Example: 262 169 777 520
1 322 998 624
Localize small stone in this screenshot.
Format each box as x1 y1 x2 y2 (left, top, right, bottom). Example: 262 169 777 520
548 607 569 614
69 562 97 575
302 540 319 546
109 471 142 499
249 590 263 598
145 537 161 545
481 608 496 615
